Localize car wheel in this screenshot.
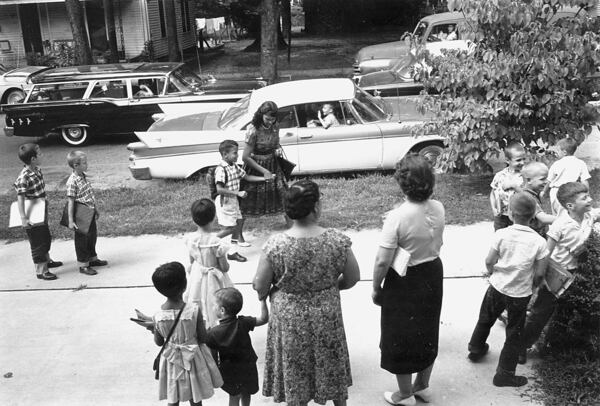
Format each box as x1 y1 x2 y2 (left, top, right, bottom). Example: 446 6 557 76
416 144 444 171
5 89 26 104
61 126 89 146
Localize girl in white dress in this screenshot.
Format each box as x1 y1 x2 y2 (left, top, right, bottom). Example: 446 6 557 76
152 261 223 405
184 199 234 328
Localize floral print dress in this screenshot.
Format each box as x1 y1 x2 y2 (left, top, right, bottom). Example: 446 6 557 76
261 229 353 405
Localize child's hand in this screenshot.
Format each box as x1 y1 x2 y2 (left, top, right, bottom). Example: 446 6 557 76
318 110 323 119
68 221 78 231
263 171 274 181
21 217 31 228
238 191 248 198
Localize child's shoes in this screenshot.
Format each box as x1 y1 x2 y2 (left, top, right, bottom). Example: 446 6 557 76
89 259 108 267
47 260 63 268
492 371 528 387
467 343 489 362
37 271 58 280
79 266 98 275
227 252 247 262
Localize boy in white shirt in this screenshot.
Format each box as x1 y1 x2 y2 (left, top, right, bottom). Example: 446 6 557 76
544 138 590 215
468 192 548 387
490 143 526 230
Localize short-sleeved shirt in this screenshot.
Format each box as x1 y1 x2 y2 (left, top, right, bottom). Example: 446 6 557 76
13 166 46 199
206 316 257 364
523 187 547 237
490 167 524 216
380 199 445 267
547 209 600 270
489 224 548 297
215 160 246 204
548 156 591 188
66 172 96 208
322 113 339 128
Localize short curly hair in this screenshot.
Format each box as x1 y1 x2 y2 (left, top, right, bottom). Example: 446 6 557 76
284 179 320 220
393 154 435 202
152 262 187 299
214 287 243 316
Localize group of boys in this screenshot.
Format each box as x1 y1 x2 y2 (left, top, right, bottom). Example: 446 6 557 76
14 143 107 281
468 139 599 387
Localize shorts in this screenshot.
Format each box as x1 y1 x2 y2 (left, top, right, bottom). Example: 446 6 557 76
216 195 243 227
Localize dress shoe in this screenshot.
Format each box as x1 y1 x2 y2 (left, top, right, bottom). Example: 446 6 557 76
47 260 63 268
383 392 416 406
468 343 489 362
413 387 432 403
37 272 58 280
493 372 528 387
89 259 108 267
227 252 247 262
79 266 98 276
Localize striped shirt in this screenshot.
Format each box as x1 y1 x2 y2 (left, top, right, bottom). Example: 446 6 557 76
66 172 96 208
215 160 246 205
14 166 46 199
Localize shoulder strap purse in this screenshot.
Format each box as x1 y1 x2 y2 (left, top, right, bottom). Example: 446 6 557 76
276 144 296 181
153 305 185 380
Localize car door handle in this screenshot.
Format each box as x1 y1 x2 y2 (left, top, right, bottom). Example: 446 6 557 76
300 134 313 139
284 132 294 137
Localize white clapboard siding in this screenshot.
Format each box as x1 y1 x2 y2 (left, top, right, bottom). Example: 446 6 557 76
39 2 75 44
0 5 26 67
119 0 147 59
147 0 196 59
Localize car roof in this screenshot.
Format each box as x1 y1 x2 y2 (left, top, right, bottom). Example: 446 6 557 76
248 78 356 111
3 66 51 78
32 62 184 84
419 11 464 25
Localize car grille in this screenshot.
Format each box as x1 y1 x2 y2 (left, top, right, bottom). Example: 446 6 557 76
353 63 361 75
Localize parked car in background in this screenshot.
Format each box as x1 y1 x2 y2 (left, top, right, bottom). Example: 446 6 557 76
2 62 266 146
127 78 444 180
0 66 51 106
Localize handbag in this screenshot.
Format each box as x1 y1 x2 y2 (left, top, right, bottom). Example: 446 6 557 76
276 145 296 181
153 306 185 380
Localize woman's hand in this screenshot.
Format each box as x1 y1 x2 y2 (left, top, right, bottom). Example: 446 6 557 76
371 287 383 306
263 170 274 181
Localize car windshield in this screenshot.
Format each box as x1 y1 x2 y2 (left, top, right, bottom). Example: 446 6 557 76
413 21 428 41
168 66 205 93
352 87 390 122
390 54 417 80
219 94 250 129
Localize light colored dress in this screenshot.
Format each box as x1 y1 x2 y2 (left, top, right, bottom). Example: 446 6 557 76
184 232 233 328
154 304 223 403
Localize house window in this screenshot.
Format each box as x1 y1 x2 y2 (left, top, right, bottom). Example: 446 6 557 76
181 0 191 32
158 0 167 38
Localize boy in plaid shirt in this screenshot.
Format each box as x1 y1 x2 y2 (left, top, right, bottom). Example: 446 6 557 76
66 151 108 275
214 140 266 262
13 143 62 280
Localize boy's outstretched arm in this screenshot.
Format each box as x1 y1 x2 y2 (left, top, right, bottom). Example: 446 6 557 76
484 247 499 277
536 211 556 225
255 299 269 327
244 174 268 183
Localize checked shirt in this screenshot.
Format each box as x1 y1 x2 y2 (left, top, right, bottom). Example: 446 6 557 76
215 160 246 204
14 166 46 199
66 172 96 208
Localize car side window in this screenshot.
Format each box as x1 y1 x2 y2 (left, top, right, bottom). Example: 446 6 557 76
132 78 161 98
90 80 128 99
28 82 88 102
341 101 360 125
277 106 298 129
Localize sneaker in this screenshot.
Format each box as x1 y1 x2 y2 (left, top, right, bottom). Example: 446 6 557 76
493 372 528 387
468 343 489 362
36 272 58 280
79 266 98 276
89 259 108 267
47 260 63 268
227 252 247 262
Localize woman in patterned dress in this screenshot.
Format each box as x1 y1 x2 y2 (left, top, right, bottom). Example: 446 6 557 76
253 180 361 406
241 101 288 220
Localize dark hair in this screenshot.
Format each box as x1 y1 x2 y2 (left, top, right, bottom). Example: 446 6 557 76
284 179 320 220
557 182 588 209
214 287 243 316
191 198 215 226
393 154 434 202
509 192 536 220
152 261 187 299
219 139 238 157
18 143 39 165
505 142 525 160
251 101 278 129
557 137 578 156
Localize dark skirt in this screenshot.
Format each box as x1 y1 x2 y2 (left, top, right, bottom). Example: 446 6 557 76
219 361 259 396
380 257 443 374
240 153 287 217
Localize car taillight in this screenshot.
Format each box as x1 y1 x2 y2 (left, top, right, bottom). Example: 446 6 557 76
151 113 164 122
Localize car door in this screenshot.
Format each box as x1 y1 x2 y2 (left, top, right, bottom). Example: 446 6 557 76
86 79 132 134
275 105 298 171
295 100 382 173
126 77 167 132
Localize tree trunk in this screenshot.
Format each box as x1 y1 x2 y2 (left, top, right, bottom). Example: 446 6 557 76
260 0 278 83
164 0 181 61
64 0 93 65
103 0 119 62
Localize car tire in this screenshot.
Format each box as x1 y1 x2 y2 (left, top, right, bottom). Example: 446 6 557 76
61 126 89 146
416 144 444 171
5 89 26 104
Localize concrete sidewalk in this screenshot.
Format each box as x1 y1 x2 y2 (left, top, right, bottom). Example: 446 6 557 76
0 223 541 405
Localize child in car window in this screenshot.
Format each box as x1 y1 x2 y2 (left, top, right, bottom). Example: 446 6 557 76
318 103 340 129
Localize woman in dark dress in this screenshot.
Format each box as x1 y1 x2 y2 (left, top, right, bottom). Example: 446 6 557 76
372 154 445 405
240 101 288 219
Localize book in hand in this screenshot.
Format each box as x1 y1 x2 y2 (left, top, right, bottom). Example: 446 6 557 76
544 259 575 298
391 246 411 277
8 198 46 228
60 201 95 235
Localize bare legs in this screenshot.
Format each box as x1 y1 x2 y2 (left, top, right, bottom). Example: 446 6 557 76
228 393 250 406
390 363 435 400
412 363 434 392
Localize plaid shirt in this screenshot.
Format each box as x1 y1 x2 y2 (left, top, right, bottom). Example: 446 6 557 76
490 167 524 216
66 172 96 208
215 160 246 204
14 166 46 199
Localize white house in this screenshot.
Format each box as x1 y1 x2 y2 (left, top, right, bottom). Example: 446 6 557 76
0 0 197 68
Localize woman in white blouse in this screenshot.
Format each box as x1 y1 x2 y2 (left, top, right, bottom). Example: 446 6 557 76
372 154 445 406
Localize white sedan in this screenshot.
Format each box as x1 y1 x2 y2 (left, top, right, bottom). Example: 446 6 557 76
127 78 444 180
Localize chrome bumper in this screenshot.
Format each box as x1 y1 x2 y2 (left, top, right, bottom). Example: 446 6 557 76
129 166 152 180
4 126 14 137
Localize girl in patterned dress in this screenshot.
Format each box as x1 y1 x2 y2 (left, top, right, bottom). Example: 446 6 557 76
240 101 288 221
152 261 223 405
185 199 234 329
